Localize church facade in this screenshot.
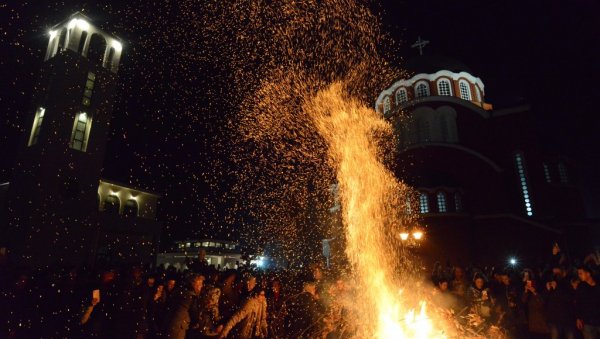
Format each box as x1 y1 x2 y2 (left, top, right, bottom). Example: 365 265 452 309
376 54 595 266
0 13 161 268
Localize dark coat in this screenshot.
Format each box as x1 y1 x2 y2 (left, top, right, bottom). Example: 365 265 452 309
164 288 200 339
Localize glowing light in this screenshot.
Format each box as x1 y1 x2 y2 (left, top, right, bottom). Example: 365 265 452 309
49 30 57 40
68 18 90 31
400 232 409 241
413 231 424 240
111 40 123 52
76 19 90 30
67 19 78 29
509 257 517 266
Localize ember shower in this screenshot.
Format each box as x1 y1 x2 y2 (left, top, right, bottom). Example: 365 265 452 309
183 0 454 336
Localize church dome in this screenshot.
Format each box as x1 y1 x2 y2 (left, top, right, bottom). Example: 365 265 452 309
375 54 489 116
404 55 473 75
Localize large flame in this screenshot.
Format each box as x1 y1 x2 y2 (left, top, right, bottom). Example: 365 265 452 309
308 83 448 338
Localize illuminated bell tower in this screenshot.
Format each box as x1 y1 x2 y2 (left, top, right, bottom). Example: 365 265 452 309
4 12 123 266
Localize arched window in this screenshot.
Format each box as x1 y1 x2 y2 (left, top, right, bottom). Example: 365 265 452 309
77 31 88 55
415 82 430 98
395 88 408 104
58 28 68 51
459 80 472 100
123 199 139 217
437 192 447 213
383 97 391 114
104 195 120 214
419 193 429 214
106 47 116 71
88 34 107 66
558 162 569 184
437 79 452 96
454 193 463 212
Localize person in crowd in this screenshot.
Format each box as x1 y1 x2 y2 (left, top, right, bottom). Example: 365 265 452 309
267 279 285 338
219 270 240 322
450 266 468 299
77 269 120 338
163 274 205 339
166 277 177 299
433 278 459 313
189 250 210 276
284 281 321 338
521 278 549 338
550 243 567 269
467 275 493 319
545 266 576 339
239 274 258 303
575 265 600 339
494 271 523 336
192 286 223 338
147 282 169 338
219 288 268 339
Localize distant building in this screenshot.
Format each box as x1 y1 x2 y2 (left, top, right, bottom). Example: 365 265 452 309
375 54 596 265
0 13 161 268
157 239 242 270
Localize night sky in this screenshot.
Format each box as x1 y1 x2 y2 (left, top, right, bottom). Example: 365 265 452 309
1 0 599 246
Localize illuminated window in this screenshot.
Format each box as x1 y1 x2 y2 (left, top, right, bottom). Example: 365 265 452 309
437 192 447 213
70 112 92 152
415 82 430 98
558 162 569 184
396 88 408 104
383 97 391 114
28 107 46 146
543 163 552 183
419 193 429 214
437 79 452 96
202 242 209 247
459 80 472 100
82 72 96 107
514 153 533 216
454 193 463 212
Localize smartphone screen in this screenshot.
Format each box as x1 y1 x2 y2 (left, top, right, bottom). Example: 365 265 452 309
93 289 100 301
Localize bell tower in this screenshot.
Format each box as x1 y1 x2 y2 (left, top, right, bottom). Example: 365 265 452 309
2 13 124 266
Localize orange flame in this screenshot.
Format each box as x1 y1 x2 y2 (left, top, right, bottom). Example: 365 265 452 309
308 83 449 338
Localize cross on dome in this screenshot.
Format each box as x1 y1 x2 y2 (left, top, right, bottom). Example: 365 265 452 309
411 36 430 56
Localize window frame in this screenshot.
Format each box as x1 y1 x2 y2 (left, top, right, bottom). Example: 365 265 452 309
415 81 430 98
459 80 472 100
436 79 452 96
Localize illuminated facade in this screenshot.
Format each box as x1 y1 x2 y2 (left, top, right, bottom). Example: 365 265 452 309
0 13 161 267
378 55 594 265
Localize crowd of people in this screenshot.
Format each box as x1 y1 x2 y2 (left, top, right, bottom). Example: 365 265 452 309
430 243 600 339
0 243 599 339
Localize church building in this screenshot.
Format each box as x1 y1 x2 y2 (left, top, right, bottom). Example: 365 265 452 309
0 13 161 268
376 49 595 266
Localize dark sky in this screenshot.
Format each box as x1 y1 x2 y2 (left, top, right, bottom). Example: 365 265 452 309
1 0 599 244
